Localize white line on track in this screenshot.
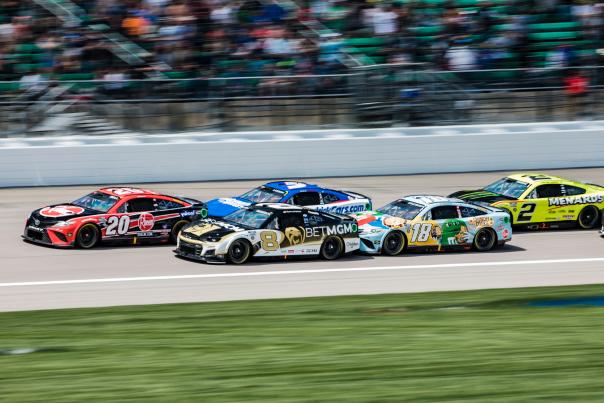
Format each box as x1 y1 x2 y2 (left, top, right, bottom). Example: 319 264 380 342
2 257 604 288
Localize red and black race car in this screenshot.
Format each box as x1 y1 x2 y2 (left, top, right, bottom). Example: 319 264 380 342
23 187 207 248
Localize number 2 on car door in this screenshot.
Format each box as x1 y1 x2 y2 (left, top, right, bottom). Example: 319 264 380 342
518 203 536 222
106 216 130 235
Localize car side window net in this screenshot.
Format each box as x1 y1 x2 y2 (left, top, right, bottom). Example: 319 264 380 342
265 218 279 230
536 185 564 198
155 199 184 210
321 192 339 204
127 198 155 213
460 206 487 217
279 213 305 228
430 206 459 220
292 192 321 206
563 185 586 196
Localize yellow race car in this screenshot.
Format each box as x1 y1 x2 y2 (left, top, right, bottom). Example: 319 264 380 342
450 173 604 229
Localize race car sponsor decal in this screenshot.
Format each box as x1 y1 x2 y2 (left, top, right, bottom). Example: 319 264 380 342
383 217 408 229
428 220 469 246
285 227 305 245
548 195 603 206
304 223 357 238
354 212 379 226
39 205 84 217
138 213 155 231
103 187 155 196
186 223 222 237
217 198 251 209
316 204 366 214
180 209 207 218
188 219 245 235
467 216 494 227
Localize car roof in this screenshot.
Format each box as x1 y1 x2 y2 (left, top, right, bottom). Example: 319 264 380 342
253 202 305 213
264 181 323 192
402 195 465 206
505 173 565 184
97 187 159 197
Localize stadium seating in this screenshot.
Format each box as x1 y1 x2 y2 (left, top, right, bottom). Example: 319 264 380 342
0 0 599 91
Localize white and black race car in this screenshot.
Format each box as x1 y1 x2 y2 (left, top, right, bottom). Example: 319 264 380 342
174 203 360 264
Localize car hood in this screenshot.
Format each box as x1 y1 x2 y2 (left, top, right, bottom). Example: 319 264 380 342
30 203 101 224
206 197 252 217
351 210 412 232
180 218 246 241
449 190 515 204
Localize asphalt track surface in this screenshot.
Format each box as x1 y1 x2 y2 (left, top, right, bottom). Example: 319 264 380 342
2 168 604 312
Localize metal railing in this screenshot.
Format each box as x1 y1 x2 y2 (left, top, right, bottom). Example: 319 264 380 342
1 66 603 135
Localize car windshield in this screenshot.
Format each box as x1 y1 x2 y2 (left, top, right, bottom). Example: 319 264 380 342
72 191 119 213
239 186 285 203
223 208 272 229
483 178 529 199
377 200 423 220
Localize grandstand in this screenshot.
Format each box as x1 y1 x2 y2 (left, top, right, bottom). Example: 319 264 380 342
0 0 602 133
0 0 601 80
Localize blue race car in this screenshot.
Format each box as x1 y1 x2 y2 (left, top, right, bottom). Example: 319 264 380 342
206 181 372 217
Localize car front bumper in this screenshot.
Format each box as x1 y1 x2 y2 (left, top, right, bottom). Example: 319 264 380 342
173 238 225 264
22 226 73 247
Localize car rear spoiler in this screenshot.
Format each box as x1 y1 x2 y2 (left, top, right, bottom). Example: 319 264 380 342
342 190 371 200
179 196 205 207
465 200 505 212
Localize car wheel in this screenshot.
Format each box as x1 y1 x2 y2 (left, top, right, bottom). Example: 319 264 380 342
227 239 251 264
320 236 343 260
170 220 189 244
381 231 405 256
473 228 496 252
75 224 100 249
577 206 599 229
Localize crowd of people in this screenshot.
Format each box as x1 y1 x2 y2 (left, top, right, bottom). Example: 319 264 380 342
0 0 601 89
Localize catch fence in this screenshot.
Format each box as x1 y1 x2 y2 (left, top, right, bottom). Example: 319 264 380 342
1 65 602 135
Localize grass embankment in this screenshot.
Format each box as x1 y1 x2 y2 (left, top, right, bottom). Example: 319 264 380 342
3 285 604 402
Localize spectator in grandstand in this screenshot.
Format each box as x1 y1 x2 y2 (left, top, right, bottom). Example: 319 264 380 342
564 69 590 119
0 0 602 95
101 67 129 97
445 43 478 70
546 44 574 68
370 5 399 36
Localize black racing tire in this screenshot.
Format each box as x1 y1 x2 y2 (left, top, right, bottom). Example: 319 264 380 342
577 206 599 229
320 236 343 260
170 220 189 244
473 228 496 252
75 224 100 249
381 231 406 256
227 239 252 265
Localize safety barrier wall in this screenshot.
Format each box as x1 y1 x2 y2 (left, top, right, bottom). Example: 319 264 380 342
1 121 603 187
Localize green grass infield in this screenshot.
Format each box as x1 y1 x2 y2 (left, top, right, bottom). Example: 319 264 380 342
3 285 604 402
